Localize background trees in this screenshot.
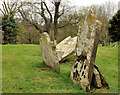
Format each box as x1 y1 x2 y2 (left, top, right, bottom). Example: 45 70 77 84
0 0 20 44
2 13 19 44
0 0 118 45
18 0 66 41
90 1 116 46
108 10 120 42
16 20 40 44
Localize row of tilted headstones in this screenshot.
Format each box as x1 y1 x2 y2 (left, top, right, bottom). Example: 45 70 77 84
39 13 109 91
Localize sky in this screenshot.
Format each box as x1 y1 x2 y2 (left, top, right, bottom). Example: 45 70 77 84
0 0 120 7
69 0 119 7
0 0 120 14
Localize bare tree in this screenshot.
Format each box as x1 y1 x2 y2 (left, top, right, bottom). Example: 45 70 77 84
0 0 20 20
18 0 68 41
0 0 22 44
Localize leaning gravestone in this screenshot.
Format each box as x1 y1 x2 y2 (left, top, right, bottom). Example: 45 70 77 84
70 13 109 91
39 32 60 73
56 36 77 62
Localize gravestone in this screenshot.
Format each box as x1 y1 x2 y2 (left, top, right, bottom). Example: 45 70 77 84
39 32 60 73
56 36 77 62
70 13 109 91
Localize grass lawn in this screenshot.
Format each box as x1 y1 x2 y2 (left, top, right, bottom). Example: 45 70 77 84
2 44 118 93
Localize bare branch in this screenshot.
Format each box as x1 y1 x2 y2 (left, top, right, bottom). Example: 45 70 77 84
58 16 72 28
43 2 52 22
58 17 82 28
58 22 69 28
7 2 11 13
58 6 64 18
10 2 15 11
3 1 9 14
18 6 42 33
40 1 47 22
2 3 7 15
0 8 5 16
12 2 18 12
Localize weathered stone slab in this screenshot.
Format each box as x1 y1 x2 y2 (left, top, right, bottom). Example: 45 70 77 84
56 36 77 62
94 65 109 89
70 13 109 91
39 32 60 73
92 67 102 88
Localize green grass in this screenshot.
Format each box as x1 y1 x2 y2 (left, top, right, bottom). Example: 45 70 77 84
109 42 119 47
2 44 118 93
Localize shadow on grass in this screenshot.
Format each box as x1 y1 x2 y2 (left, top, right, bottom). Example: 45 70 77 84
36 60 47 68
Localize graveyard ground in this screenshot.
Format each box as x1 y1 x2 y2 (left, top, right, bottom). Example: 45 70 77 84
2 44 118 93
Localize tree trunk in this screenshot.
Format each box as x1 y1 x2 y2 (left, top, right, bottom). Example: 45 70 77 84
54 2 60 41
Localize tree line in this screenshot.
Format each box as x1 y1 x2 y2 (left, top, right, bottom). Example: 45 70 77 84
0 0 119 45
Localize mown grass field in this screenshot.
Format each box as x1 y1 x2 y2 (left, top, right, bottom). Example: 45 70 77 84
2 44 118 93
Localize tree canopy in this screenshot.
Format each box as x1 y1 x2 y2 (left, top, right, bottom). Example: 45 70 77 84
2 13 19 44
0 1 19 44
108 10 120 42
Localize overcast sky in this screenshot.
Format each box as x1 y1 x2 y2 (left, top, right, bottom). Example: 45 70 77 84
69 0 119 7
0 0 119 7
0 0 119 14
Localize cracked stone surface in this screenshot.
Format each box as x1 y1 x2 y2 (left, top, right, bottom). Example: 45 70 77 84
70 13 109 91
